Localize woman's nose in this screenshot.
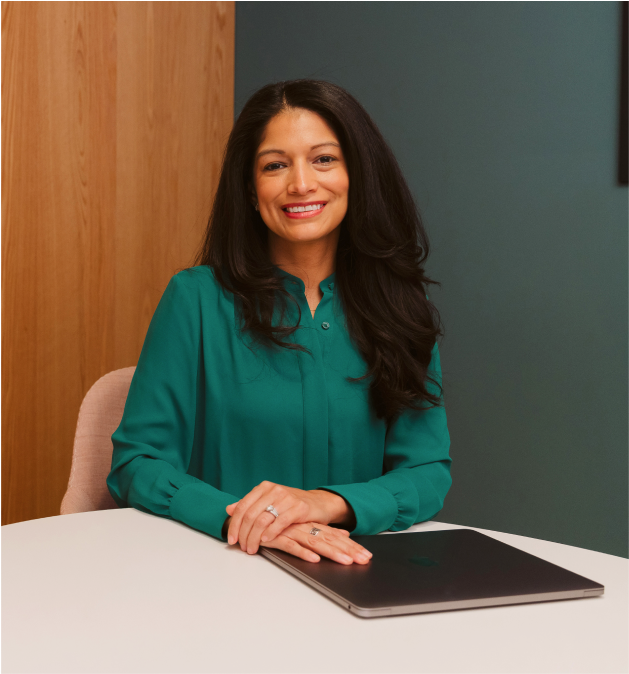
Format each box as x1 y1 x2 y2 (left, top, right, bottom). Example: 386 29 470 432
287 162 317 194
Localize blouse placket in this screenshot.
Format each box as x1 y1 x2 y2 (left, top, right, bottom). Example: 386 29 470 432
276 268 336 489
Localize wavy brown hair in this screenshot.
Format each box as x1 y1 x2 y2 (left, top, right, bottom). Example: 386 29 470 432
191 79 444 426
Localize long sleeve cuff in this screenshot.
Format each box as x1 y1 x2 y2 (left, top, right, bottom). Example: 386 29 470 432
169 481 238 542
318 463 451 536
318 482 398 535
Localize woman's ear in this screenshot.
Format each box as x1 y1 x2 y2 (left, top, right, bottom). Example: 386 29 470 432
247 183 258 211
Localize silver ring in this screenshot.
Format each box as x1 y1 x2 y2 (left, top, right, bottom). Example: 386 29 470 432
309 527 321 536
265 505 279 518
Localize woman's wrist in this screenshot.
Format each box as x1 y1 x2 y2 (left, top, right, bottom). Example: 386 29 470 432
310 489 356 529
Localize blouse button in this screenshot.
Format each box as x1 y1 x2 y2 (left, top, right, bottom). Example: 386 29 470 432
321 322 330 330
328 283 333 290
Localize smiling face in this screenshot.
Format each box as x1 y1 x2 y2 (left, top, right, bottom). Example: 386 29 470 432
251 108 349 250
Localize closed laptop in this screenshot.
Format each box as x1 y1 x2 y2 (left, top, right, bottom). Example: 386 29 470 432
260 528 605 618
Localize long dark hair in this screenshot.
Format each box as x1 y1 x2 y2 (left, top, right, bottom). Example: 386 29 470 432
192 79 444 426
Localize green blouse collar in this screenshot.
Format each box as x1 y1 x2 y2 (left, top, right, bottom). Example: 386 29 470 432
272 265 336 294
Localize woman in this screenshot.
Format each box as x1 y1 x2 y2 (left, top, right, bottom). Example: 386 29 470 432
107 79 452 566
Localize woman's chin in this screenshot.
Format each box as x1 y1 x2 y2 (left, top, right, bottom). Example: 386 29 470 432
273 222 341 245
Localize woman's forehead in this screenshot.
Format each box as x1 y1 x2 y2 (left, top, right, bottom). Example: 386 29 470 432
257 109 340 154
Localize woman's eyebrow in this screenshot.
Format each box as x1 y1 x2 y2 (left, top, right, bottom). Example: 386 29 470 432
256 142 340 161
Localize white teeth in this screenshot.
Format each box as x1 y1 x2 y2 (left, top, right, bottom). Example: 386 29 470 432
285 204 324 213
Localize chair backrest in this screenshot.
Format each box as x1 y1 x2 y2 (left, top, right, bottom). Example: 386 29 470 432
60 367 136 515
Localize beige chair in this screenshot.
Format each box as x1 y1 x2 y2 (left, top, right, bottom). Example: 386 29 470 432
60 367 136 514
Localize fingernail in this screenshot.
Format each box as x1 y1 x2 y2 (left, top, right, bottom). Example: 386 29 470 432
228 536 234 545
357 553 370 562
342 554 353 563
261 535 268 542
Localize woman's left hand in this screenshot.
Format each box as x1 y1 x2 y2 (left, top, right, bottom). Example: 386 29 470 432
225 481 350 554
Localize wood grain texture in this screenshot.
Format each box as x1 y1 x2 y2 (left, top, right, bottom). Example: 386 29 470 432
2 1 235 525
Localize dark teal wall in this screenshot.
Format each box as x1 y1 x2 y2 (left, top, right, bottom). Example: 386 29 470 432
235 2 628 557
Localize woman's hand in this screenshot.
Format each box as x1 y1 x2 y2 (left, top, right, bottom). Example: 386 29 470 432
225 481 353 554
259 521 373 565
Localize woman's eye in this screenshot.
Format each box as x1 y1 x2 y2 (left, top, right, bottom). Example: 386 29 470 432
316 155 336 165
263 162 284 172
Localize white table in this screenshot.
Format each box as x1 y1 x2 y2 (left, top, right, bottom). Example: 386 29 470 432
2 509 627 674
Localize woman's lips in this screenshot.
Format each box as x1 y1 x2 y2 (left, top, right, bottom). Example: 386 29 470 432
282 204 327 219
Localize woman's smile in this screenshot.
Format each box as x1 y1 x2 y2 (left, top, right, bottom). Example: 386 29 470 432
282 202 328 219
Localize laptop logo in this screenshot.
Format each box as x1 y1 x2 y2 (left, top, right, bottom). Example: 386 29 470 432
409 556 439 567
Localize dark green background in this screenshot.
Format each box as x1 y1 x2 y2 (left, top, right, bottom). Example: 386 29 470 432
235 2 628 557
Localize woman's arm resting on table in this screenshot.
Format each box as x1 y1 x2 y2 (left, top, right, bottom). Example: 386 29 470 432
107 272 238 542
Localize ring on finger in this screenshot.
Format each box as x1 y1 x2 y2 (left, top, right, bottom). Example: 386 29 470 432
309 527 321 536
240 507 277 550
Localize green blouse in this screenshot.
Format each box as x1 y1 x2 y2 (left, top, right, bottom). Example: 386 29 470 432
107 265 452 542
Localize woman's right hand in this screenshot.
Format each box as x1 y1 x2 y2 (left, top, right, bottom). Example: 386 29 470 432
258 521 373 565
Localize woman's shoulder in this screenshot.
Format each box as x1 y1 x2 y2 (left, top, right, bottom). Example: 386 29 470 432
167 265 231 308
170 265 218 291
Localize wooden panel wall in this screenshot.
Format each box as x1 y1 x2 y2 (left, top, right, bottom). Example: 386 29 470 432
2 1 235 525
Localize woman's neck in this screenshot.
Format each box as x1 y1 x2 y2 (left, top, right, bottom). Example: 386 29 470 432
268 231 338 293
